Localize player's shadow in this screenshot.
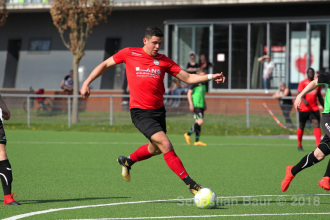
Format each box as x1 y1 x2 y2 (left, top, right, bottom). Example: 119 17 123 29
160 199 283 209
218 199 281 207
157 200 226 209
21 196 130 204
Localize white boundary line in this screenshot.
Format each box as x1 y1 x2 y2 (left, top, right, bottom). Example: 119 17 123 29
9 141 298 146
3 194 329 220
69 212 330 219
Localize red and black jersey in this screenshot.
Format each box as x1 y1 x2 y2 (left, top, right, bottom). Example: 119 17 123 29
297 78 322 112
113 47 181 109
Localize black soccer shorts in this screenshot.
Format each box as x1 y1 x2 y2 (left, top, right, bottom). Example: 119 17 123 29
130 106 167 140
299 110 320 124
193 107 205 120
0 119 7 144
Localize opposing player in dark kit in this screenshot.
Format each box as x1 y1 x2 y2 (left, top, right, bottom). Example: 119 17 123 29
281 72 330 192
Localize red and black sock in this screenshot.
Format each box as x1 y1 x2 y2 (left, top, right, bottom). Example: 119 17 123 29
163 150 188 180
129 144 153 165
314 128 321 147
297 128 303 147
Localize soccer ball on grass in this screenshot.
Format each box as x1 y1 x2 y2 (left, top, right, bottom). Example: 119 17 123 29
194 188 217 209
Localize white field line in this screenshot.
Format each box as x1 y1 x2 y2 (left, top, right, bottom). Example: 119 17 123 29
10 141 296 146
69 212 330 219
3 194 329 220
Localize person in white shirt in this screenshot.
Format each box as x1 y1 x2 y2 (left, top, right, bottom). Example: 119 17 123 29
258 55 274 94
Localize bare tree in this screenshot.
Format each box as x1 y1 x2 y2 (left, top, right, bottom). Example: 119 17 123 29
50 0 113 124
0 0 8 27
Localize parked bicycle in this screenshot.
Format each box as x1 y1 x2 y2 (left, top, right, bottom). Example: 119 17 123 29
23 87 53 113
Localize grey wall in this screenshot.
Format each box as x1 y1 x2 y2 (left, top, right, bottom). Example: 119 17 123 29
0 10 167 90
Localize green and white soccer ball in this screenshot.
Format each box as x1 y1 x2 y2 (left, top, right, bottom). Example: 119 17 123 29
194 188 217 209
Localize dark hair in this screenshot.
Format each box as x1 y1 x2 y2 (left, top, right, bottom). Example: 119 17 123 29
307 67 315 73
145 26 164 39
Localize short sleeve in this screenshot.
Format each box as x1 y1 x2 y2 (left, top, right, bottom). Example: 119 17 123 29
297 81 304 92
318 72 330 85
165 57 181 76
113 48 130 64
188 84 196 90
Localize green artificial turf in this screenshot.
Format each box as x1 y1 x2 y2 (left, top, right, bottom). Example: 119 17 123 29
0 130 329 219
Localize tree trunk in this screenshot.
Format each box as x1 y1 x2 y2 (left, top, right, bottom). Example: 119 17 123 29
72 57 79 124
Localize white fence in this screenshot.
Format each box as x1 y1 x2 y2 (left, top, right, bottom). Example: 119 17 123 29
1 93 298 131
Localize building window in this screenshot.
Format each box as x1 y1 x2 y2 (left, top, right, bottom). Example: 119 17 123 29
28 39 51 51
166 19 330 92
289 22 306 86
232 24 248 89
250 23 267 89
213 24 229 89
270 23 287 88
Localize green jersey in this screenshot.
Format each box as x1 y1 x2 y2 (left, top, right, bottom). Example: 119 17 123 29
189 83 206 108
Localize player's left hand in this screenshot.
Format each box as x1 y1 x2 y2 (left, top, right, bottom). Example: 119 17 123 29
213 72 226 83
80 84 91 99
189 105 194 112
294 96 302 111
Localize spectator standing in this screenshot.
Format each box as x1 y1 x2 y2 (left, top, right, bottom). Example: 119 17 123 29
186 52 199 74
258 55 274 94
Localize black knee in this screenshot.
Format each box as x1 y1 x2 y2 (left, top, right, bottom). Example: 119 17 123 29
318 143 330 156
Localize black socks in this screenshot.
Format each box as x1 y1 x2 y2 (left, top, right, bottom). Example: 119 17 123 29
324 160 330 177
183 175 195 186
291 152 320 176
188 123 201 142
0 159 13 195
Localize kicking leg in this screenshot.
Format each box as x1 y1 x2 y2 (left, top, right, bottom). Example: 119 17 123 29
281 145 329 192
118 141 161 182
151 131 202 194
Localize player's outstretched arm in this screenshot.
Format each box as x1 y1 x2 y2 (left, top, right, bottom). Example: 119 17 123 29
294 79 319 111
80 56 117 99
176 70 225 85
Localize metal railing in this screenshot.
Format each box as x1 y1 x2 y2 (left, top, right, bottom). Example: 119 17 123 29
1 93 297 130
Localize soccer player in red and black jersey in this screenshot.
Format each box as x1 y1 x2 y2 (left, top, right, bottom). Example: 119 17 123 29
80 26 225 194
296 68 324 151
